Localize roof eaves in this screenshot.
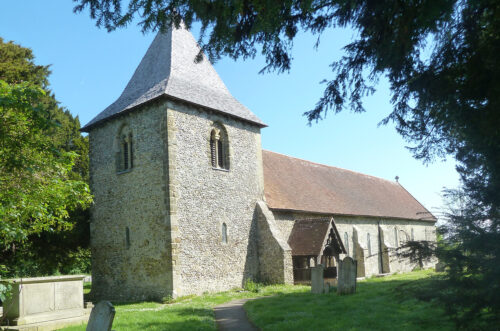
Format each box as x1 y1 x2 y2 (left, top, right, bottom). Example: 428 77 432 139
81 93 267 132
268 207 437 222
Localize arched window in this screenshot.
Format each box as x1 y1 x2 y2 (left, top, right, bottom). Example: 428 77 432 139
221 223 228 243
344 232 349 256
411 228 415 241
117 126 133 172
394 227 398 247
210 125 229 170
367 233 371 256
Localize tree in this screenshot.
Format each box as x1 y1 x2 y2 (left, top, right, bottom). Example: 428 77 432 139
74 0 499 327
0 38 92 277
396 240 437 270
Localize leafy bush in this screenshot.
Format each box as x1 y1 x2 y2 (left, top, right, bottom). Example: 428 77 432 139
162 295 174 304
60 248 91 275
243 279 261 293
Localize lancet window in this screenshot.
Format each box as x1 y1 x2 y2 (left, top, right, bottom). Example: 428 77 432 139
394 227 399 247
221 223 228 243
344 232 349 256
367 233 372 256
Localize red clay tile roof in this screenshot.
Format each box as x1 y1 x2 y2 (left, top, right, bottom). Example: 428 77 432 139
288 218 347 256
263 150 435 221
288 218 331 256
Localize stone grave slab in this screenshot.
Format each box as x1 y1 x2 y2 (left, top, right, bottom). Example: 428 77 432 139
310 264 324 294
0 275 91 330
338 257 357 295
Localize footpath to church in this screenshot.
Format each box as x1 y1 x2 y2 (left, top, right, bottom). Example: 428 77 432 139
214 298 259 331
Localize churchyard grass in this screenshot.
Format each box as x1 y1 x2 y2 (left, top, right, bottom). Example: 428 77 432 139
245 269 453 330
62 270 451 330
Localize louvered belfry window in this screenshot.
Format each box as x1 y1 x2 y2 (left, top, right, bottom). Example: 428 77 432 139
129 135 133 168
123 141 129 170
118 129 134 173
211 127 229 170
210 133 217 168
217 140 224 168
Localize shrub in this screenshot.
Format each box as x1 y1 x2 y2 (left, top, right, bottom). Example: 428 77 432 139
243 279 261 293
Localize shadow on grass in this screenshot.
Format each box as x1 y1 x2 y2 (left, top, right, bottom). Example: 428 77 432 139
62 306 217 331
244 276 453 331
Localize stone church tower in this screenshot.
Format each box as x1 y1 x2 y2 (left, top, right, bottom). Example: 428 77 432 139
81 26 276 300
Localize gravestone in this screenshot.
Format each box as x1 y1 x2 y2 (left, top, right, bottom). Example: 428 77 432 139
86 301 115 331
338 257 357 295
310 264 324 294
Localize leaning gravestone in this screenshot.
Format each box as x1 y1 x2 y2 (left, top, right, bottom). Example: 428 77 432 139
86 301 115 331
338 256 357 295
311 264 325 294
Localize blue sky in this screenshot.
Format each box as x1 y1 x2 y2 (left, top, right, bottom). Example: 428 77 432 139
0 1 459 217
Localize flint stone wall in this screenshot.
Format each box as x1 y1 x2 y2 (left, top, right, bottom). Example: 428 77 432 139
88 101 174 301
165 100 264 296
89 98 266 299
254 201 293 284
272 211 437 277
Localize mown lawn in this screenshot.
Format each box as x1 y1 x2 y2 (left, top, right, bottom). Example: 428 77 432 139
245 270 453 330
62 270 451 330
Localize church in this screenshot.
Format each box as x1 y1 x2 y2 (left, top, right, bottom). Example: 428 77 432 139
81 25 436 301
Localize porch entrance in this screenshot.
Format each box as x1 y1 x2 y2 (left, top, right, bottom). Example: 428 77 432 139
287 217 346 284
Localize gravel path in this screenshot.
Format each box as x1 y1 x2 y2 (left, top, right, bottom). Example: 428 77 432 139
213 298 259 331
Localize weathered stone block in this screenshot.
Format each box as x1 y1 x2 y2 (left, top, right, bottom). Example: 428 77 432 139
1 275 89 328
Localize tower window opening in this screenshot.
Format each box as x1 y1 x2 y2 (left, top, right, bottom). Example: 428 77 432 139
210 127 229 170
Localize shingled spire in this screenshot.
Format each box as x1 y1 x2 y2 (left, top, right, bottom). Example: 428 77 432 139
82 25 265 131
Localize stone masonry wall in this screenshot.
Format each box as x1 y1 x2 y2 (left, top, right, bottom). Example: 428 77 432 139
255 201 293 284
165 100 264 296
89 101 174 301
272 211 437 277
